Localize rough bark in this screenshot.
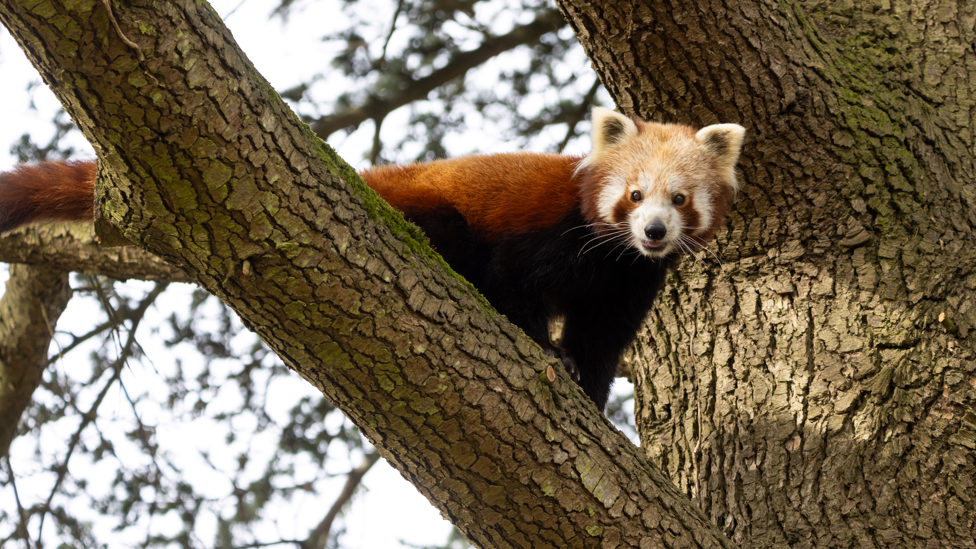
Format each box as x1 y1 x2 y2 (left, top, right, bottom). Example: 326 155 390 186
0 1 737 547
0 263 71 457
556 0 976 547
0 223 192 282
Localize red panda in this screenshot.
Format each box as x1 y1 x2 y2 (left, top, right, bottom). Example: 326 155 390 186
0 107 745 411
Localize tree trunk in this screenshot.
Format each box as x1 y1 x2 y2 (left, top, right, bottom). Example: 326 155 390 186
0 263 71 457
557 0 976 547
0 1 738 547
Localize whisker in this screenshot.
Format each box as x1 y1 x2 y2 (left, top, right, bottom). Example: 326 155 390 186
678 234 722 265
682 242 708 266
574 222 632 257
629 248 643 266
580 232 630 257
586 231 636 259
561 221 619 237
577 228 628 254
615 243 634 262
673 237 696 260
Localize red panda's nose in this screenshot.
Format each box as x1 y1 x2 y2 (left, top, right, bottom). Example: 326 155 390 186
644 222 667 241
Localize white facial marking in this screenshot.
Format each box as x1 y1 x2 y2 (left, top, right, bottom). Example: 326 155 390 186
629 191 680 257
596 175 627 223
667 175 683 195
694 190 713 235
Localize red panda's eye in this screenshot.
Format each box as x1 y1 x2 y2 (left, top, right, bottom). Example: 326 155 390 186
631 190 643 202
673 193 686 206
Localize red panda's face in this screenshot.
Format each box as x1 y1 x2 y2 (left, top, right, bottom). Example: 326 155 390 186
579 108 745 259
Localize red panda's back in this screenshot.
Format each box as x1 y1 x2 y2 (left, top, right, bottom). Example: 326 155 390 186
360 153 582 240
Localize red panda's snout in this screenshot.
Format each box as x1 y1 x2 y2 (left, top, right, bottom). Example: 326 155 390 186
626 192 689 258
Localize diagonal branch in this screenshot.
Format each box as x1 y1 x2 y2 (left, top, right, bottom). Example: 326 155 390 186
303 451 381 549
311 9 567 139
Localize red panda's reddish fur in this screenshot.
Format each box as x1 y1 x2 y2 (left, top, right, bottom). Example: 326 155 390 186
0 161 95 233
0 109 745 411
0 155 584 238
361 153 581 240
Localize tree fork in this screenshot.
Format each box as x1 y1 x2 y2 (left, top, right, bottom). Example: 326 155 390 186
0 1 738 547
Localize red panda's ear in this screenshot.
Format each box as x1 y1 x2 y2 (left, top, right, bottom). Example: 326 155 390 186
584 107 638 167
696 124 745 170
696 124 746 187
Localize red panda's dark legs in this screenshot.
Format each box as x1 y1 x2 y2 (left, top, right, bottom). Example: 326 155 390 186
559 309 643 411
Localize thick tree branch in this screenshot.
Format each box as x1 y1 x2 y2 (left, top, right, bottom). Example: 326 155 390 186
0 263 71 457
0 224 192 282
0 1 735 548
311 8 567 139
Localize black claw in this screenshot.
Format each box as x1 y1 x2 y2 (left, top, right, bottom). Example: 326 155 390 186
555 347 580 382
535 339 580 382
562 356 580 382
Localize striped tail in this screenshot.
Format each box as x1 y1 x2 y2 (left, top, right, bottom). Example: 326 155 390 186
0 160 96 234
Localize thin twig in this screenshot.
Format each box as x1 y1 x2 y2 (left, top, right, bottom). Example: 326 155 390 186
379 0 405 64
369 115 386 166
101 0 145 61
304 451 382 549
557 77 602 153
34 283 165 540
40 297 66 365
46 320 115 366
3 457 30 546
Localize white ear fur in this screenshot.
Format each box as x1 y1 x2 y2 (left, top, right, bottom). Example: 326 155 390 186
582 107 638 168
696 124 745 171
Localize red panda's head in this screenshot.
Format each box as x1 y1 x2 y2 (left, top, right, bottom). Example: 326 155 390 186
577 107 745 259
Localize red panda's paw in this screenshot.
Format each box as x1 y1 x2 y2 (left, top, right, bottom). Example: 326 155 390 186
535 339 581 382
557 350 580 383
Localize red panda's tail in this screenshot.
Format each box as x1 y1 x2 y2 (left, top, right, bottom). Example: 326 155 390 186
0 160 97 234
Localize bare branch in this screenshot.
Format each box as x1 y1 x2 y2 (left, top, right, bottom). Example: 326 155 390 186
304 451 381 549
33 282 167 539
311 9 566 139
555 77 601 153
0 225 191 283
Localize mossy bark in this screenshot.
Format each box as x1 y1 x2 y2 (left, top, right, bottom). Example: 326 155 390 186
0 1 739 547
556 0 976 547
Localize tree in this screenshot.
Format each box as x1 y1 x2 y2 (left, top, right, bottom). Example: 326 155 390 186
556 0 976 546
1 1 974 549
1 1 644 547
